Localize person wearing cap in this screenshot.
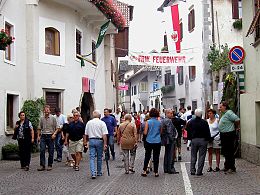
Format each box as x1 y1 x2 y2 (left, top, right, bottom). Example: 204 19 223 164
53 108 67 162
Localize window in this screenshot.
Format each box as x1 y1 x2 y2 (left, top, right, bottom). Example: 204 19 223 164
255 0 260 41
188 8 195 32
76 29 82 58
232 0 242 19
5 22 14 62
92 41 96 63
134 85 137 95
178 66 184 85
189 66 196 81
192 100 197 111
165 71 175 87
6 93 19 134
180 20 183 41
139 82 148 92
45 27 60 56
111 60 114 82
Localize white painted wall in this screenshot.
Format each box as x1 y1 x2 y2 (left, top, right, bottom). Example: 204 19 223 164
240 0 260 146
0 0 27 136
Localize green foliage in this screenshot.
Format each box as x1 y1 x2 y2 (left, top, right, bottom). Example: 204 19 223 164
2 143 19 154
207 44 230 71
21 97 45 130
222 73 238 113
161 86 174 94
233 19 242 30
0 29 14 49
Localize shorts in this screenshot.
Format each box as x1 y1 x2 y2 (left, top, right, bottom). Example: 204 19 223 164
176 137 182 148
69 139 84 154
207 139 221 149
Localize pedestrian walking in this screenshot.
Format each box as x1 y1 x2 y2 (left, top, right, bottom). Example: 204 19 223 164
141 108 162 177
64 111 85 171
37 105 59 171
171 110 186 161
161 109 179 174
118 114 138 174
207 109 221 172
102 108 117 160
186 109 211 176
12 111 34 171
218 101 240 174
84 110 108 179
61 113 74 167
53 108 66 162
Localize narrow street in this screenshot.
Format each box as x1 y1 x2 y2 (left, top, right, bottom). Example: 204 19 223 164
0 143 259 195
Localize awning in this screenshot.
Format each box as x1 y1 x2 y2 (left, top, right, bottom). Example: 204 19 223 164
246 9 260 37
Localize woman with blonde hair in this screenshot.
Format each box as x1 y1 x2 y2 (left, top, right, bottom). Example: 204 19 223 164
118 114 138 174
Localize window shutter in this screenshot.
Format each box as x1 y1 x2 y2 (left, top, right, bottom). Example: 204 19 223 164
192 10 195 29
232 0 239 19
188 12 191 32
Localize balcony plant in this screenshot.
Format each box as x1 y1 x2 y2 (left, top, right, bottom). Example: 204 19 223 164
0 29 14 50
161 85 174 94
233 19 242 30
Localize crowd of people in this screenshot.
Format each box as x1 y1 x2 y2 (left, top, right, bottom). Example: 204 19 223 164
12 101 240 178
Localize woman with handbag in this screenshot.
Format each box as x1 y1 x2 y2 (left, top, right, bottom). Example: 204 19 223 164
207 109 221 172
141 108 162 177
12 111 34 171
118 114 138 174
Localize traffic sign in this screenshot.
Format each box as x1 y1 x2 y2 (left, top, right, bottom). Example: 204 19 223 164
231 64 244 72
228 46 245 64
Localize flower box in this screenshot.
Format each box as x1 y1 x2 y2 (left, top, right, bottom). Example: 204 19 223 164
0 29 14 50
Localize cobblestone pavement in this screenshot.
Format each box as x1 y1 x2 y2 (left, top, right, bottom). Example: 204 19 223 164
0 142 260 195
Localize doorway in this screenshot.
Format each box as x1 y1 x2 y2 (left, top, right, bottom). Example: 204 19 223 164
6 93 19 134
81 92 94 124
45 92 60 114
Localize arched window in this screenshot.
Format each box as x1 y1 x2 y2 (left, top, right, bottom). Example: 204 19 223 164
45 27 60 56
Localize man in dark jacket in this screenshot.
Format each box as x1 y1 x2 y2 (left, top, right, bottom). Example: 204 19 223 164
161 109 179 174
186 108 211 176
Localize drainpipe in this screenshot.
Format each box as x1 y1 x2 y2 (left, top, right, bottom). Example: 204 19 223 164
211 0 215 44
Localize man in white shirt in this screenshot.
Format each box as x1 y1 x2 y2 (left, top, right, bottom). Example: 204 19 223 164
113 108 121 128
54 108 67 162
182 106 192 121
84 110 108 179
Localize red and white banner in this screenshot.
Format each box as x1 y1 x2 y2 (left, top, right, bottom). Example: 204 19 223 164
128 52 193 66
118 85 129 90
82 77 89 92
171 5 181 53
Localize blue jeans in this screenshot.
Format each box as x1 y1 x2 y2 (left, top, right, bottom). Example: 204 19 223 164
106 135 115 160
89 139 104 176
55 133 62 160
40 134 54 167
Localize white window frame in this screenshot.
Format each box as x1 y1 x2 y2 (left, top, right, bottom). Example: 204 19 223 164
139 82 148 92
4 90 20 134
3 17 16 66
39 17 65 66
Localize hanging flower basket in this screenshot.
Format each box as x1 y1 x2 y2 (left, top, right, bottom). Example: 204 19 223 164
0 29 15 51
90 0 126 30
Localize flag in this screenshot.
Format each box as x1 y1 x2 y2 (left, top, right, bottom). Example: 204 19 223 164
171 5 181 53
157 0 186 12
95 20 110 49
176 66 180 74
89 79 95 94
82 77 89 92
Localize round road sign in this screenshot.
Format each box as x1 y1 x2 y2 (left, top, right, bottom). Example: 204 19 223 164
228 46 245 64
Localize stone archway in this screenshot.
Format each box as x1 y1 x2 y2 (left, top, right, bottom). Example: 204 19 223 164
80 92 94 124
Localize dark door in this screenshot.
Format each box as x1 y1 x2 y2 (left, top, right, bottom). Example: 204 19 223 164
6 94 14 128
81 92 94 124
46 92 60 114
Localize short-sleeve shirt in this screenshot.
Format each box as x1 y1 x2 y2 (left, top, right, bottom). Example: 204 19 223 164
18 121 33 139
218 110 239 133
38 115 58 135
146 118 161 144
85 118 108 138
101 116 117 136
67 121 85 141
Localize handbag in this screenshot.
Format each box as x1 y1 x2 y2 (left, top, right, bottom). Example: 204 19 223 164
209 132 220 142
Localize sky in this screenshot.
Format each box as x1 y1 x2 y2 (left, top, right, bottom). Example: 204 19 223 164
119 0 169 53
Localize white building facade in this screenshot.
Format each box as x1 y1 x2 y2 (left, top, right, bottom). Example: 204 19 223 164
0 0 121 149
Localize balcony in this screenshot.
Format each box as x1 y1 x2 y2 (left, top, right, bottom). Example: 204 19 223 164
51 0 119 33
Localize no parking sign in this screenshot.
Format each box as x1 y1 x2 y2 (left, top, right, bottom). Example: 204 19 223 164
228 46 245 64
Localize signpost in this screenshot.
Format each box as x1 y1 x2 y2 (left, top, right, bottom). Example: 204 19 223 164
231 64 244 72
